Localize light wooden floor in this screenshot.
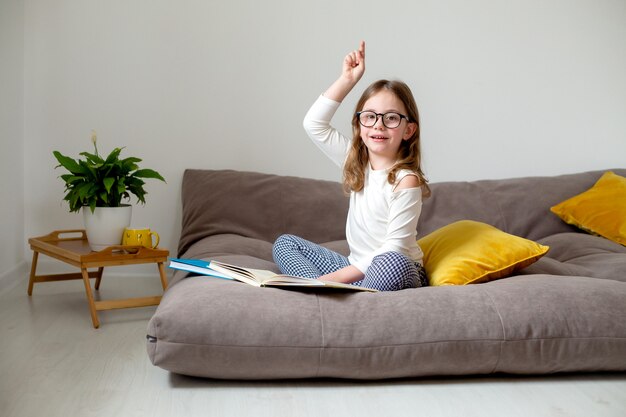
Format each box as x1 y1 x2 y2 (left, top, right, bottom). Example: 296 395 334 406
1 272 625 417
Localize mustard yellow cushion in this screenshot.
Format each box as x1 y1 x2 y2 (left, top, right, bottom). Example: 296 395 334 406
418 220 550 286
550 171 626 246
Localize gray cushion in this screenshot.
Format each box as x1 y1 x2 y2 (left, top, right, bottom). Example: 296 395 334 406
178 169 348 257
148 168 626 379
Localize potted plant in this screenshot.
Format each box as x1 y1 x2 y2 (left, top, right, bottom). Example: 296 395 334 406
53 131 166 250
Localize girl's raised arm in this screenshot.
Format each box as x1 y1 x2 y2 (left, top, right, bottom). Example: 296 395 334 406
323 41 366 102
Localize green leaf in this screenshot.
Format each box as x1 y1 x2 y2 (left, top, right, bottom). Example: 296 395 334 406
125 163 139 173
78 160 98 180
104 148 124 165
53 151 88 175
103 177 115 193
60 174 83 184
132 169 166 182
77 182 95 200
132 190 147 205
126 177 144 188
122 157 142 164
79 151 104 165
68 192 80 212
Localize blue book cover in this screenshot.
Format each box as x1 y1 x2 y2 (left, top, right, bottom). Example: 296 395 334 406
168 258 233 280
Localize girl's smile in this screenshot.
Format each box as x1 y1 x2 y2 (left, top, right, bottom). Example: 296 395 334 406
370 134 389 142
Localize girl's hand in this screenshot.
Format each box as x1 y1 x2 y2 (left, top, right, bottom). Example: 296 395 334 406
319 265 365 284
341 40 366 84
324 41 366 102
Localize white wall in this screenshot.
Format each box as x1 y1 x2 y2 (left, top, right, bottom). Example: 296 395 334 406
20 0 626 260
0 0 26 290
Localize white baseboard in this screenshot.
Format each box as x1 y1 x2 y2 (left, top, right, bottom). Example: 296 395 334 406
0 260 27 296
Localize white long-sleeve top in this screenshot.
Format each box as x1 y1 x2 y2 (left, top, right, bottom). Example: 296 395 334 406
303 94 424 273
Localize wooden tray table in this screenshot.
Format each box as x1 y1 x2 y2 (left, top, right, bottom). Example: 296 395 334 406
28 230 169 328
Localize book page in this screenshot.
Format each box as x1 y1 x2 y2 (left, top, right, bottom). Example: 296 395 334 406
263 275 324 285
209 261 274 286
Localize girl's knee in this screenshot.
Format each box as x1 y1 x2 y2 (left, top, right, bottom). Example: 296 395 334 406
373 251 412 272
273 234 292 260
367 251 420 291
273 234 295 251
272 234 312 266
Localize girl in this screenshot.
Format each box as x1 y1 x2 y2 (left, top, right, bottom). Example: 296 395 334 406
272 41 430 291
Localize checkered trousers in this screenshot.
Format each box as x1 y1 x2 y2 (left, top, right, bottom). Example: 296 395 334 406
272 234 428 292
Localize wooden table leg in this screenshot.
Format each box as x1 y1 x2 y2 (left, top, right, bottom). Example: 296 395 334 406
157 262 168 290
81 268 100 328
94 267 105 290
28 251 39 296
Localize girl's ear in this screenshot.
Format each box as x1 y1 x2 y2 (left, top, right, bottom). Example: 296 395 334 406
403 122 418 140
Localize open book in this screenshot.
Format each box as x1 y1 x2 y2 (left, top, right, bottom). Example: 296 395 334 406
168 258 378 292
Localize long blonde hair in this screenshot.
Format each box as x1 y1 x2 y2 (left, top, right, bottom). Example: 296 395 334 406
343 79 430 197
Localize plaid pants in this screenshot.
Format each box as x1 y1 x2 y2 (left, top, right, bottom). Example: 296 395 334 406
272 234 428 292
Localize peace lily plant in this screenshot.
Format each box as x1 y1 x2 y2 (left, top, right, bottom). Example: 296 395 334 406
54 131 165 213
53 131 165 250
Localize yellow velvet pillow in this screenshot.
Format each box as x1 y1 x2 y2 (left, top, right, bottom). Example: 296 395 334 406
418 220 550 286
550 171 626 246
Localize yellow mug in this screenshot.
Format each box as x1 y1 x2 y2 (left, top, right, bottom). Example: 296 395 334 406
122 228 160 249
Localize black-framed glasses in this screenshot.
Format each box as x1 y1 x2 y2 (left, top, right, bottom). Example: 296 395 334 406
356 111 409 129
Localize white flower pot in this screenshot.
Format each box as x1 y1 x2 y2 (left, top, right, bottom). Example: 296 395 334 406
83 206 133 251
